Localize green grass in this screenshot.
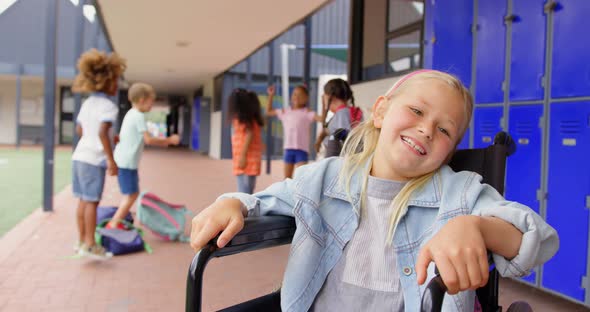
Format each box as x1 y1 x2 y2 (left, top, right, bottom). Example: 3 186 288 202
0 148 72 237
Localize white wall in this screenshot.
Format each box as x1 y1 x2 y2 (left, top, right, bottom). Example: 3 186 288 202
350 75 403 115
209 111 222 159
202 79 222 159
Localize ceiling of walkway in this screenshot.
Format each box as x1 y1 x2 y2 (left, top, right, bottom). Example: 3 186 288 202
97 0 330 94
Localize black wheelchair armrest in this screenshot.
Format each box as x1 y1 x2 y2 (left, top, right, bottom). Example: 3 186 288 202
420 274 447 312
186 216 295 312
208 215 296 257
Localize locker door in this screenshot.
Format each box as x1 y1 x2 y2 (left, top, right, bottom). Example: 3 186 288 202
457 129 470 150
510 0 546 101
475 0 506 104
473 107 503 149
551 0 590 98
429 0 473 88
543 102 590 302
506 104 543 284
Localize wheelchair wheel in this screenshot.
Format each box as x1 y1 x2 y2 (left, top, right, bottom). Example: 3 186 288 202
506 301 533 312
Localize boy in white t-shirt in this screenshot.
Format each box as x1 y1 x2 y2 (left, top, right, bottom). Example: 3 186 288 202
107 83 180 230
71 49 126 260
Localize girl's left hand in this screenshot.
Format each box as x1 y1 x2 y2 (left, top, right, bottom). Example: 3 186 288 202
415 215 489 294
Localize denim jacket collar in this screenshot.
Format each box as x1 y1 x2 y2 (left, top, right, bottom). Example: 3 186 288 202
323 156 444 210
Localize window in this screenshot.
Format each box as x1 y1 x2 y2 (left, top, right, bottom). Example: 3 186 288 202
350 0 424 83
387 0 423 73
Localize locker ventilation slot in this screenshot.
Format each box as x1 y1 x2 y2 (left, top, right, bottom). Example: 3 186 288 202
481 121 497 135
516 122 533 136
560 120 581 134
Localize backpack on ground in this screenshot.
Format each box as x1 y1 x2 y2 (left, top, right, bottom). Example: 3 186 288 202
96 206 134 225
137 191 191 242
95 219 151 255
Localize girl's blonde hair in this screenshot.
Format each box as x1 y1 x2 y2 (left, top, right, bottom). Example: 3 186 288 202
72 49 126 94
338 70 474 243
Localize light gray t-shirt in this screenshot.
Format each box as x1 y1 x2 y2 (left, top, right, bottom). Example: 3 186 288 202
311 176 406 312
322 108 351 148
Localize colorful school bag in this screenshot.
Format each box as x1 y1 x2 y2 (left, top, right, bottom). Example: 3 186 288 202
95 220 151 255
96 206 134 225
137 191 191 242
94 206 151 255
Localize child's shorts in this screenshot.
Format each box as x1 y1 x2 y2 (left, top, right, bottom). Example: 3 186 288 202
118 168 139 195
284 149 308 164
72 160 106 202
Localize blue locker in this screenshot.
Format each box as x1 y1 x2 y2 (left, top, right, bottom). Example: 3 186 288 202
506 105 543 284
475 0 506 104
551 0 590 98
457 129 470 150
425 0 473 88
473 106 503 149
510 0 546 101
543 102 590 302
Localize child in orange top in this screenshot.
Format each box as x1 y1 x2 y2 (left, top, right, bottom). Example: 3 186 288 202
229 89 264 194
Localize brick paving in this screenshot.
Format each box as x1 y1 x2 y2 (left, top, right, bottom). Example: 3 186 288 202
0 148 587 311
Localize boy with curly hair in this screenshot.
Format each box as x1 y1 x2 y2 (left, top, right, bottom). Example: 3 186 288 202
71 49 126 260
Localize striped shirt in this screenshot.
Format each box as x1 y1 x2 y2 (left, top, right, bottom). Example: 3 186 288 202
231 119 263 176
311 176 406 311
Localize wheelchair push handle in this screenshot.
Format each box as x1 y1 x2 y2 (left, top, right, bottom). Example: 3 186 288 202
493 131 516 156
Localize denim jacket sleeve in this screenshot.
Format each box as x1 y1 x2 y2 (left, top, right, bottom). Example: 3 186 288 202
466 174 559 278
216 177 297 218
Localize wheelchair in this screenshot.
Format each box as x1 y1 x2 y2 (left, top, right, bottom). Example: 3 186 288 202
186 131 533 312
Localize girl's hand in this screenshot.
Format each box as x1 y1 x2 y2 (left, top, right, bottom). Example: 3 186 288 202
190 198 245 251
267 85 275 96
106 159 118 176
415 215 489 294
238 155 247 169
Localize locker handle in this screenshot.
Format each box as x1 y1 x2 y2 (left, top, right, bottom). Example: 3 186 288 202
503 14 520 23
544 1 559 13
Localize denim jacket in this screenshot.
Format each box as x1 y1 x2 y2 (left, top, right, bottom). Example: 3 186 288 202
219 157 559 312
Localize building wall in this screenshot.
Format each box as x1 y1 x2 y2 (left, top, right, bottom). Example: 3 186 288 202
0 79 17 144
0 77 65 145
202 79 222 159
0 0 107 69
350 75 401 114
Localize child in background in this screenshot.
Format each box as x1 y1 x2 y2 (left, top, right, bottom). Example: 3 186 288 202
314 78 360 156
190 70 559 311
266 85 326 179
107 83 180 230
71 49 126 260
229 89 265 194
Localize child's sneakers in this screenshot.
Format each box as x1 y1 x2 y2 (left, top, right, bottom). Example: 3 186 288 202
74 241 83 253
80 244 113 260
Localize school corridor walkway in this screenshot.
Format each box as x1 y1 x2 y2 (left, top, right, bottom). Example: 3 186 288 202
0 148 587 311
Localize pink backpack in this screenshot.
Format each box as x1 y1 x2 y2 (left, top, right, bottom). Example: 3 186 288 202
349 106 363 128
137 192 191 242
